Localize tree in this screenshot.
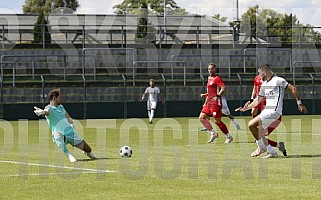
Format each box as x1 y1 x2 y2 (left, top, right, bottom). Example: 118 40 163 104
33 11 51 44
23 0 80 15
239 5 306 43
113 0 180 15
212 14 227 23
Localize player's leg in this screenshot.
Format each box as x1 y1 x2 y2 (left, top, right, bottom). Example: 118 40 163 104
52 132 76 162
199 106 217 143
251 107 259 118
75 140 96 159
264 116 287 156
222 103 241 130
147 100 152 123
212 106 233 143
248 116 267 156
256 111 281 158
67 131 96 159
149 101 157 124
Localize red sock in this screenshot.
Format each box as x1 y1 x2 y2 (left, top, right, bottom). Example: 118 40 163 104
215 121 229 134
268 139 277 147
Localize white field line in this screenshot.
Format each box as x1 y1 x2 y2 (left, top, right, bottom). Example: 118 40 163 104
1 171 102 177
0 160 116 173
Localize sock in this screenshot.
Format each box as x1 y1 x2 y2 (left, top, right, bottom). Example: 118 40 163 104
216 121 229 134
267 144 277 154
256 138 266 150
225 133 232 138
268 139 277 147
148 110 151 120
200 118 213 131
210 130 217 135
150 110 154 122
232 119 237 125
53 133 70 155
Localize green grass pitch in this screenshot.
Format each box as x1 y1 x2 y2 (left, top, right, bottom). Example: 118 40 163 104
1 115 321 199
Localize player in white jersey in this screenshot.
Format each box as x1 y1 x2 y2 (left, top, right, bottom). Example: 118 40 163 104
237 64 308 158
141 79 162 124
200 96 241 131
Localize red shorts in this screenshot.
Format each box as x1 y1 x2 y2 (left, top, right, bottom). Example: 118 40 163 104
255 100 266 110
201 104 222 118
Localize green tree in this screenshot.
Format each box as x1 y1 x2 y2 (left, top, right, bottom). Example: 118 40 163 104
239 5 307 43
23 0 79 15
113 0 180 15
33 11 51 44
213 14 227 23
136 1 148 41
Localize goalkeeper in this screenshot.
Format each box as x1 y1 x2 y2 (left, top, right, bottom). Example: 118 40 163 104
34 88 96 162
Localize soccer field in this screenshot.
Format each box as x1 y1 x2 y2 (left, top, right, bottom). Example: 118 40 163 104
1 115 321 199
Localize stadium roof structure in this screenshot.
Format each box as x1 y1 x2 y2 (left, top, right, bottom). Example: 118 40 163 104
0 14 241 45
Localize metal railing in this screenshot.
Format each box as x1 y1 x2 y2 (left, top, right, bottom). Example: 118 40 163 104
292 61 321 85
132 61 186 86
171 54 257 77
2 23 321 49
82 47 136 80
1 54 96 80
243 48 293 72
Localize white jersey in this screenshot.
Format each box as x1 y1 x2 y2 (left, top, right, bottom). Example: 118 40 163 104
145 86 160 102
258 76 288 114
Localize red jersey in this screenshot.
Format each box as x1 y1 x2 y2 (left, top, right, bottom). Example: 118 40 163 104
253 75 266 110
253 75 263 98
206 75 225 106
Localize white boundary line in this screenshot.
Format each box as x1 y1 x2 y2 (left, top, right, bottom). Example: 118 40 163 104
0 160 116 173
1 171 101 177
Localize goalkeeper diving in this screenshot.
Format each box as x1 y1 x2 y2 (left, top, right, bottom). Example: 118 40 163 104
34 88 96 162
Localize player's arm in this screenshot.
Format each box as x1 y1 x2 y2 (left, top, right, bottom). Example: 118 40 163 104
236 95 265 112
34 106 49 116
217 85 226 97
251 84 257 100
244 84 256 107
65 112 75 126
287 83 308 114
141 90 147 100
200 92 208 98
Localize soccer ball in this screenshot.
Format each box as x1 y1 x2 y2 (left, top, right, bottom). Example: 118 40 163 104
119 146 132 158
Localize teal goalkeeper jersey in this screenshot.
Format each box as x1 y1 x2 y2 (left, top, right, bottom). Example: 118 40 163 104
45 104 73 135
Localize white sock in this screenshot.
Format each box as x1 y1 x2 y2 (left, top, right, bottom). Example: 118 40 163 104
150 110 154 122
210 130 216 135
225 133 232 138
267 144 277 154
256 138 266 150
148 110 151 119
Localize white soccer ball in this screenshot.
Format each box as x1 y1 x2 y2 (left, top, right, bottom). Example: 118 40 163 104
119 146 132 158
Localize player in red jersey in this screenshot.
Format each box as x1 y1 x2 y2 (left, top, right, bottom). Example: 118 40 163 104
250 75 266 117
199 63 233 144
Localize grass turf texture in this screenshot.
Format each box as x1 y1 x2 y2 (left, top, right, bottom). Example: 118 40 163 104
0 115 321 199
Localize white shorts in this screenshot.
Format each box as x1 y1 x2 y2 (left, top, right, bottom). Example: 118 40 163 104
221 98 230 116
147 100 157 110
258 109 282 130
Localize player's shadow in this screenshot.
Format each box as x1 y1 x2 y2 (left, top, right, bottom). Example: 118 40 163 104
283 154 321 158
76 157 119 162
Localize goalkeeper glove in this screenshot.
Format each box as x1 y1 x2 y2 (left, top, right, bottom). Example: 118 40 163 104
34 106 46 116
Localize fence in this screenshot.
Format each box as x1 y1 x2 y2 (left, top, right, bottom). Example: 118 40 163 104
2 23 321 49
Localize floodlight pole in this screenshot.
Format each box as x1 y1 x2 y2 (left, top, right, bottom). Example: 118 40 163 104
236 0 239 21
163 0 167 43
